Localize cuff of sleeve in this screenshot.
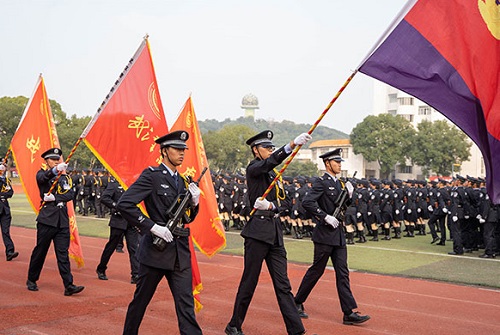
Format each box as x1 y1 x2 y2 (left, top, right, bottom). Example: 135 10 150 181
284 143 292 154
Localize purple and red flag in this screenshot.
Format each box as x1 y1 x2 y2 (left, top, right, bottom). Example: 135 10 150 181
358 0 500 203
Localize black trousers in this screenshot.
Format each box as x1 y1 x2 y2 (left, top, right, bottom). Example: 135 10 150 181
482 220 497 255
1 211 15 255
450 218 463 253
428 213 447 242
27 223 73 287
228 237 304 335
295 242 357 314
123 262 201 335
97 227 139 277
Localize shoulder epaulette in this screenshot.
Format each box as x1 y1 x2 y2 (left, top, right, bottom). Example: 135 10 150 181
148 166 160 172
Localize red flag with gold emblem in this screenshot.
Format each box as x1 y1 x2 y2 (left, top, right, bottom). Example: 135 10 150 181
171 96 226 256
10 74 84 267
81 37 168 188
171 96 227 312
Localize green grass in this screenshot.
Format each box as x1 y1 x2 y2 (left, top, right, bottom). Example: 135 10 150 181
10 192 500 289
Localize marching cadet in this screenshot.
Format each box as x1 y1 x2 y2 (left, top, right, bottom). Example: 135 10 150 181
26 148 84 296
368 179 382 241
219 175 234 231
392 179 405 239
0 163 18 261
448 175 469 255
118 130 202 335
355 179 370 243
415 180 429 235
403 180 418 237
427 179 450 245
294 148 370 325
225 130 311 335
380 180 394 240
344 178 358 245
477 179 497 258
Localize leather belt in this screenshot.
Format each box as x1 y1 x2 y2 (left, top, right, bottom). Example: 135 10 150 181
253 210 277 218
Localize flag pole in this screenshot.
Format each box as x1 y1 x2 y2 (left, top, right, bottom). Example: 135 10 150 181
250 70 358 215
2 148 11 164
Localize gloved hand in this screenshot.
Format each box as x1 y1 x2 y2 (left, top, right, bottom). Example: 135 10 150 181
476 214 482 220
395 209 400 215
325 215 339 228
345 181 354 198
367 211 372 216
254 197 272 210
464 215 469 219
479 218 486 224
43 193 55 202
407 209 412 214
442 208 448 214
188 183 201 206
428 205 433 211
356 212 362 218
150 224 173 243
452 216 458 222
293 133 312 146
56 162 68 172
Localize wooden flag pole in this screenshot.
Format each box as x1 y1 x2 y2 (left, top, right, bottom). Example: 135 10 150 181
250 70 358 215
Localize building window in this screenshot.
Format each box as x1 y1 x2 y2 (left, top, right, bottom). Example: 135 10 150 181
418 106 431 115
398 97 414 105
388 94 397 103
388 109 397 115
400 114 414 122
398 165 413 174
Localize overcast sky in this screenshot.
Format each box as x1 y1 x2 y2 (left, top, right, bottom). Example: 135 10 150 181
1 0 405 134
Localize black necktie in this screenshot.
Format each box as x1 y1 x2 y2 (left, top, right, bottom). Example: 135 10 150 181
174 173 179 188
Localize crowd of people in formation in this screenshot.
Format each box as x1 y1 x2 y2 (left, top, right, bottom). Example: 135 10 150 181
214 172 500 258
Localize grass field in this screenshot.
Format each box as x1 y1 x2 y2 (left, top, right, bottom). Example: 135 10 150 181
9 192 500 289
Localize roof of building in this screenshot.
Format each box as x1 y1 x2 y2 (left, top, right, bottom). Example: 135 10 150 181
309 139 351 148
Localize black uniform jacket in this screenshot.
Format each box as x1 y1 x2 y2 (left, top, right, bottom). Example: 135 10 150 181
101 180 128 230
36 168 75 228
117 164 199 271
241 145 290 245
0 176 14 215
302 173 347 247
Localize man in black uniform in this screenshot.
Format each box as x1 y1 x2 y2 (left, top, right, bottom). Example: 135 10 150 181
0 163 18 261
26 148 84 296
96 176 139 283
117 130 202 335
225 130 311 335
293 148 370 325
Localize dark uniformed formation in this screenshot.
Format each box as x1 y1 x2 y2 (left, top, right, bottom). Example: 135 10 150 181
0 163 18 261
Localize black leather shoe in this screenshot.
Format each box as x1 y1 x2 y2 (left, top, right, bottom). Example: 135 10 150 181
478 253 495 258
436 241 446 246
96 270 108 280
6 251 19 261
343 311 371 325
296 303 309 319
431 237 440 244
26 279 39 291
131 275 139 284
448 251 463 255
115 247 124 253
225 324 244 335
64 284 85 296
464 248 473 253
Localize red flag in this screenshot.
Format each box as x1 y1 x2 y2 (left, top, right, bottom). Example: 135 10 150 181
171 96 226 257
10 75 84 267
171 96 227 311
358 0 500 203
81 37 168 189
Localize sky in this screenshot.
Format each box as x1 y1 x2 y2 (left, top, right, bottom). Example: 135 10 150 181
0 0 405 135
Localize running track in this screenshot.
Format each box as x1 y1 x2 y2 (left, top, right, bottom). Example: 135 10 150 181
1 226 499 335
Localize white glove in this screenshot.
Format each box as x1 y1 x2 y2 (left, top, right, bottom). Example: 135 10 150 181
356 212 362 218
407 209 412 214
464 215 469 219
442 208 448 214
395 209 400 215
43 193 55 202
367 211 372 216
345 181 354 198
325 215 339 228
150 224 173 243
452 216 458 222
428 205 433 211
56 162 68 172
417 208 421 213
254 198 271 210
188 183 201 206
476 214 482 220
479 218 486 224
293 133 312 146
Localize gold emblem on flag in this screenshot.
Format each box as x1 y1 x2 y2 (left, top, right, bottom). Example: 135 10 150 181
148 82 162 120
26 135 40 163
479 0 500 40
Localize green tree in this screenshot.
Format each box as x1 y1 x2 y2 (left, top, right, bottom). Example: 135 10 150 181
281 160 318 177
350 114 416 179
410 120 471 176
0 96 27 160
202 124 255 172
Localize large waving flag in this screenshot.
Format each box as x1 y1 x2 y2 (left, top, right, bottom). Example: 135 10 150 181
10 75 84 267
81 36 169 188
171 96 227 311
171 96 226 257
358 0 500 204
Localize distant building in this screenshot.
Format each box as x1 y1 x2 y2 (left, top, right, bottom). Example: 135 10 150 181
241 93 259 119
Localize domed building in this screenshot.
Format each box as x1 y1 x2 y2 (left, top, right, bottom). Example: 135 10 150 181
241 93 259 119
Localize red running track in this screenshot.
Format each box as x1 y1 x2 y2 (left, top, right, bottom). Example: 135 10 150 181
1 226 499 335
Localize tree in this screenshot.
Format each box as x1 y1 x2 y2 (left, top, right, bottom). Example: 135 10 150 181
350 114 416 179
410 120 471 176
202 124 255 172
0 96 27 160
281 160 318 177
